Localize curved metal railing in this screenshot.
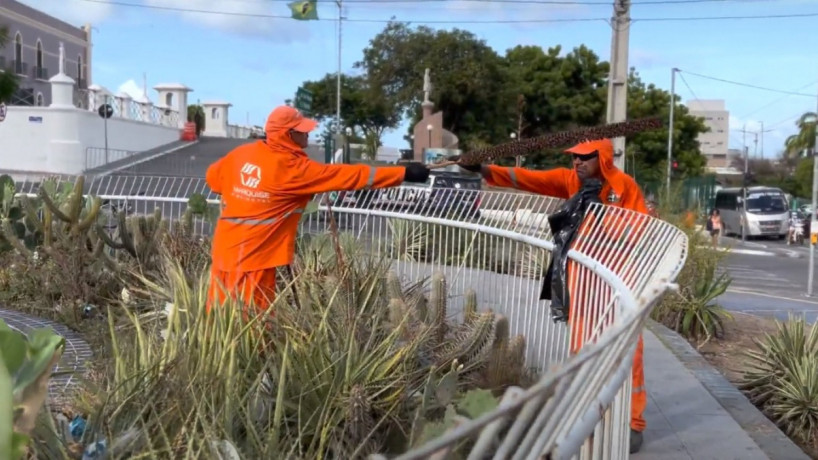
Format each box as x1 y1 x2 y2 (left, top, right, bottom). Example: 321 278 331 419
14 176 688 459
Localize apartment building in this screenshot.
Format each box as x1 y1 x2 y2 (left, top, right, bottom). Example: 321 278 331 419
687 99 730 169
0 0 91 106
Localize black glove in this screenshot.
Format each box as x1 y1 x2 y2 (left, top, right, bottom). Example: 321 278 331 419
447 155 482 173
403 162 431 183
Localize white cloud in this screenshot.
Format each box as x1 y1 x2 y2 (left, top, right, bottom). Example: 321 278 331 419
17 0 114 26
117 79 148 100
143 0 312 43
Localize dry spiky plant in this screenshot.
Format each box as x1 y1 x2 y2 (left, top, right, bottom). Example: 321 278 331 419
458 117 664 165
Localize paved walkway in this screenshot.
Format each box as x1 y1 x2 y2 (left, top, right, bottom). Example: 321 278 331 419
635 322 809 460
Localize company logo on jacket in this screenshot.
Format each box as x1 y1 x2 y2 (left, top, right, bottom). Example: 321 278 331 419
240 162 262 188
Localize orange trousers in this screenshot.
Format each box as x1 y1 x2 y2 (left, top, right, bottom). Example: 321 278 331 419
569 317 646 432
207 267 278 315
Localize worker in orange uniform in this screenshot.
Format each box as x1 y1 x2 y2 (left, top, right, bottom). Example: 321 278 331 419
450 138 649 454
206 105 431 314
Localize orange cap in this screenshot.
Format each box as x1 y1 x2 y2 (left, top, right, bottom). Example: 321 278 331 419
564 138 614 157
265 105 318 134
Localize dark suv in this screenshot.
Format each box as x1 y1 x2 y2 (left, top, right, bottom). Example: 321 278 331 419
411 171 482 219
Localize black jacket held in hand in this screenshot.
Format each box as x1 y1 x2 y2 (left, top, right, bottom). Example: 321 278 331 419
540 178 603 323
403 162 431 183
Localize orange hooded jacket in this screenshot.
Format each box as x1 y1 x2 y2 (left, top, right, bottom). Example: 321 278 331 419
482 138 649 433
206 106 408 274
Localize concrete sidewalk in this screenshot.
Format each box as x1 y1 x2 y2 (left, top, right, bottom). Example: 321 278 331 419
632 323 809 460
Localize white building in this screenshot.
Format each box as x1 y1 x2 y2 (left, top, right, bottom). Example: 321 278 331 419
687 99 730 170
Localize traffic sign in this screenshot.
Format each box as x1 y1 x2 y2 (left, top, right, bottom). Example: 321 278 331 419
295 87 313 114
0 103 6 122
98 104 114 119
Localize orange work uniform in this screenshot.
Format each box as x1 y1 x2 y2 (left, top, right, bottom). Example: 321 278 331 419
205 106 409 313
482 138 648 433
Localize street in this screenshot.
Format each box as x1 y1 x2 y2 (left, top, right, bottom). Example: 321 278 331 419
717 234 818 324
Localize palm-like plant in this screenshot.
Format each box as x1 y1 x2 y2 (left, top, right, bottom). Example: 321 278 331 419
0 24 20 103
784 112 817 159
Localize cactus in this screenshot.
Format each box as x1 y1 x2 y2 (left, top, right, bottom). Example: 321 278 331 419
429 272 448 345
385 270 530 393
463 289 478 324
0 176 102 256
95 208 166 263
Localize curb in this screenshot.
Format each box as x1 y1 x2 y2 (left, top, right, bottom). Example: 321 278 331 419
646 320 810 460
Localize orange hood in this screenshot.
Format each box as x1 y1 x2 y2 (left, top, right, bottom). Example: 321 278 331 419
564 138 629 198
264 105 318 157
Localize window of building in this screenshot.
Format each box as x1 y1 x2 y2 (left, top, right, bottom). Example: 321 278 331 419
165 93 173 107
77 54 83 80
36 93 44 106
35 40 43 78
14 33 22 73
211 108 218 119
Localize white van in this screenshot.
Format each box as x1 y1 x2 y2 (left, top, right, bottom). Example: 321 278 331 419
714 186 788 239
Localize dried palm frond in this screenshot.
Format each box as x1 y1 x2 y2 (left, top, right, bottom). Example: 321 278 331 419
458 117 664 165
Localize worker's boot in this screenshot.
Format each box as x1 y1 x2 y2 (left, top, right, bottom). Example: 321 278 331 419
629 429 644 454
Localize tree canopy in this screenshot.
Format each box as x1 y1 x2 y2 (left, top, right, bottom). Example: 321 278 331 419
0 25 19 103
299 21 709 178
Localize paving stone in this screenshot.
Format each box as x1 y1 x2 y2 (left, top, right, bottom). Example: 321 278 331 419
0 307 92 402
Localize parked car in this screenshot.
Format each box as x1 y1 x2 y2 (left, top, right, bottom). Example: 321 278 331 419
410 171 482 219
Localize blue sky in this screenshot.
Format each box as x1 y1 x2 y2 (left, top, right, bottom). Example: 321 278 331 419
25 0 818 157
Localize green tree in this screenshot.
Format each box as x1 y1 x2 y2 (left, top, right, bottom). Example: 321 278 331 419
793 157 814 198
300 73 399 157
626 69 708 182
0 25 19 103
187 104 205 136
784 112 817 159
356 22 513 149
501 44 610 168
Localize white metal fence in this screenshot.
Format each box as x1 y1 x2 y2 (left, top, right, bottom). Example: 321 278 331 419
14 178 687 459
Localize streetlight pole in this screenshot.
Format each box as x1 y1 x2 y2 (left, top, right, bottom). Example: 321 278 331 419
666 67 678 198
808 85 818 296
742 145 748 242
335 0 343 139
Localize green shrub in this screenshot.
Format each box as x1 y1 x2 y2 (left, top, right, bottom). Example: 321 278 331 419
740 316 818 450
26 239 533 459
650 188 733 345
0 318 65 460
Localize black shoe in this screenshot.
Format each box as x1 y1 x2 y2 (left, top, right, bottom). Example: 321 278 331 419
630 429 644 454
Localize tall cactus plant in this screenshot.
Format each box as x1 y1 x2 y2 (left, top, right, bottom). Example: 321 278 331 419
0 176 102 257
387 271 530 391
95 208 167 264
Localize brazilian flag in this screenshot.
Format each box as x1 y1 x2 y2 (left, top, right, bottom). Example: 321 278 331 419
288 0 318 20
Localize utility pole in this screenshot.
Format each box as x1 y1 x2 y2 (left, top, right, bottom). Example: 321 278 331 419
335 0 343 140
742 145 749 242
606 0 631 170
807 82 818 296
760 121 764 158
753 132 758 159
666 67 678 197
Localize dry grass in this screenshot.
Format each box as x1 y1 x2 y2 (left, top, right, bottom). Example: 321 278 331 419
696 311 779 382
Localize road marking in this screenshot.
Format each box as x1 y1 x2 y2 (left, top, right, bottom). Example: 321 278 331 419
722 248 775 256
725 288 818 306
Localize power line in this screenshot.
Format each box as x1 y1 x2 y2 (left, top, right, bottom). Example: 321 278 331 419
677 70 816 98
76 0 818 24
678 72 749 151
739 80 818 120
